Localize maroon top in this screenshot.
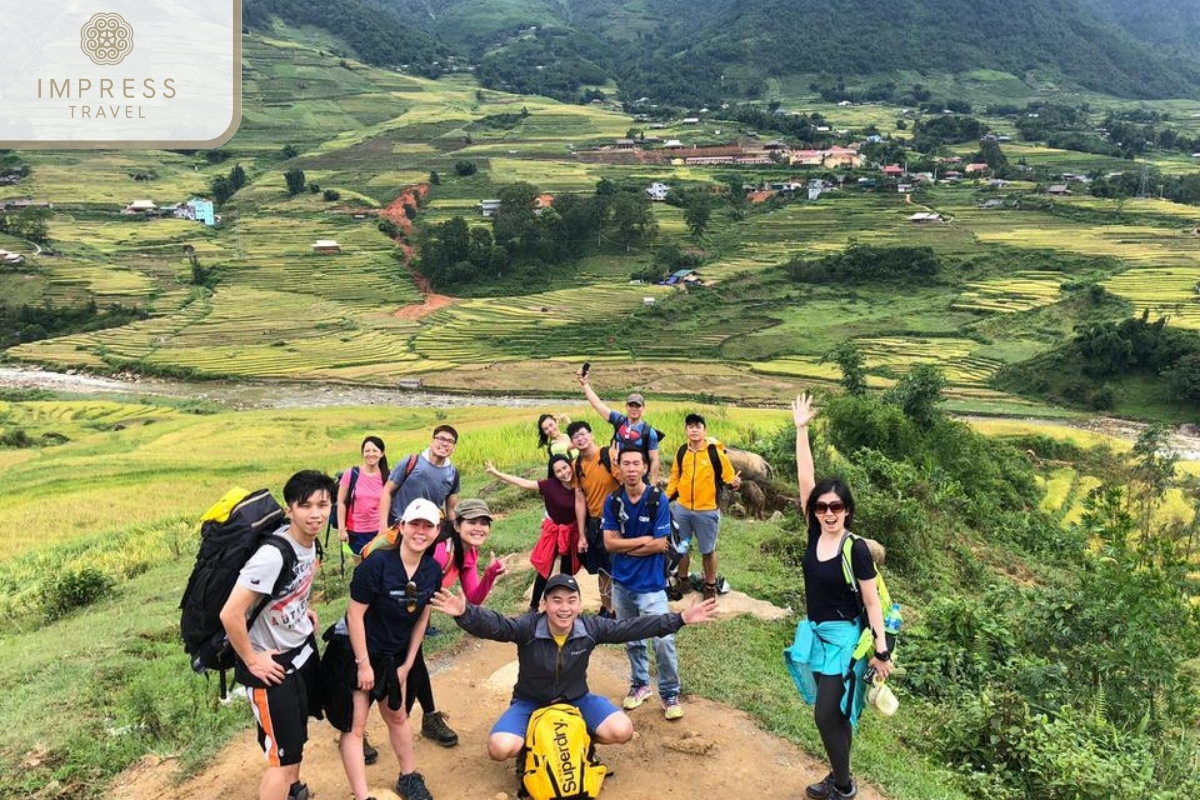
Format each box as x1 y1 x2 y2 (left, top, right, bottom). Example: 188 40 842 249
538 479 577 524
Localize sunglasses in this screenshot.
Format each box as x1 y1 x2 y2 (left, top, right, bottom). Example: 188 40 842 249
405 580 417 613
814 501 847 515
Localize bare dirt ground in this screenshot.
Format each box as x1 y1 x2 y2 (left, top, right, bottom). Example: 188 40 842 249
105 575 887 800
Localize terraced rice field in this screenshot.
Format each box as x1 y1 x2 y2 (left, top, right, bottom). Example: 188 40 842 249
953 271 1063 313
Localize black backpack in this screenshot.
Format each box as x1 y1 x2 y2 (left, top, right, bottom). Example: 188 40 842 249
329 466 360 530
671 443 724 501
607 485 684 576
179 488 294 696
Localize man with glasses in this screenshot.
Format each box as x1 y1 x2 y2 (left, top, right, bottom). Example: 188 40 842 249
375 424 461 748
578 372 661 486
378 425 461 533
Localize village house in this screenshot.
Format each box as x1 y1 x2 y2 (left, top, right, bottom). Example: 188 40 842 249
123 199 158 215
613 138 638 150
964 163 990 174
534 194 555 214
174 198 216 226
1046 184 1072 196
881 164 905 177
0 249 26 266
910 212 945 223
646 182 672 202
0 198 52 211
747 190 776 204
312 239 341 254
478 199 502 217
662 269 701 287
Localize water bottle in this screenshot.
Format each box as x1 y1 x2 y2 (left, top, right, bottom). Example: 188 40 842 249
883 602 902 653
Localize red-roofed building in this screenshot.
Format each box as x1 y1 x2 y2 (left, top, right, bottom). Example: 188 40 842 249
882 164 904 176
747 190 777 204
964 163 990 173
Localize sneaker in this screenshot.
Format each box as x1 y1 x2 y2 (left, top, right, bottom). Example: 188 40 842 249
623 684 652 710
702 581 718 601
396 771 434 800
422 711 459 747
287 782 309 800
806 774 836 800
662 695 684 720
806 774 856 800
363 734 379 765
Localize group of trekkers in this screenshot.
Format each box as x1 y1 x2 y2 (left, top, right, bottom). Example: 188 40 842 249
220 372 888 800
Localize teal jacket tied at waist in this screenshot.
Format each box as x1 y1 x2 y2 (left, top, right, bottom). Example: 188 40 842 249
783 618 870 729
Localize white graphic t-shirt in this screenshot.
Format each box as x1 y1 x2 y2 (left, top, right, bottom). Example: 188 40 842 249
236 526 316 664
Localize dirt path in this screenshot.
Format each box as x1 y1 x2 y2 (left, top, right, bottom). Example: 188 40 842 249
105 576 887 800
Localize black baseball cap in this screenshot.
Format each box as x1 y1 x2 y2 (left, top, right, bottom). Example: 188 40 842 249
685 413 706 426
544 574 581 595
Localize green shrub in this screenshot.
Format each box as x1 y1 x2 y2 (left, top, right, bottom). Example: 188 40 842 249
42 567 115 620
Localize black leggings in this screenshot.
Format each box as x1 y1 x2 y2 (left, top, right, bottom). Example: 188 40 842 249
814 673 853 786
404 647 435 716
529 555 575 610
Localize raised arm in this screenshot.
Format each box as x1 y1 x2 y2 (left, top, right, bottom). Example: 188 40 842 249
578 372 613 420
485 461 540 492
793 392 817 512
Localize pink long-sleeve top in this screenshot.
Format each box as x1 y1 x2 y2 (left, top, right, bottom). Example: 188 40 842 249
433 539 501 605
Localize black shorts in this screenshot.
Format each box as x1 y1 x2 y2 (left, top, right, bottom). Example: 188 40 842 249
240 647 322 767
248 669 310 766
581 517 611 576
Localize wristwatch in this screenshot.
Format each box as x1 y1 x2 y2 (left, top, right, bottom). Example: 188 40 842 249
875 650 891 662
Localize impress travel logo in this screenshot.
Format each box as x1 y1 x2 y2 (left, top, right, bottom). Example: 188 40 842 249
0 2 241 148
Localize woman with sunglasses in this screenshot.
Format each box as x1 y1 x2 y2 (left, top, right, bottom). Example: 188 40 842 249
339 498 444 800
485 455 581 612
536 413 577 460
789 392 892 800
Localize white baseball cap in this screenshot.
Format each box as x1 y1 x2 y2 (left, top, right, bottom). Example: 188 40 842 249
401 498 442 525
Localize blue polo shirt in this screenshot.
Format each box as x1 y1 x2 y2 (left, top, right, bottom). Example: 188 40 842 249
601 487 671 594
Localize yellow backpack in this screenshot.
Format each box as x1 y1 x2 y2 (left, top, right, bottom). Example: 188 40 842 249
521 704 606 800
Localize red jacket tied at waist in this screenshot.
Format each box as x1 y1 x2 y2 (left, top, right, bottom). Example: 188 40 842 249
529 517 580 578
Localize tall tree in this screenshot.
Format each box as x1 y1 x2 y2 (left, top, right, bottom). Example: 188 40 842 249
284 168 306 196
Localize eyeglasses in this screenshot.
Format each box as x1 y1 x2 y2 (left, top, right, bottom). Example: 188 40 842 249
405 580 417 613
432 436 457 445
814 501 847 515
570 430 590 440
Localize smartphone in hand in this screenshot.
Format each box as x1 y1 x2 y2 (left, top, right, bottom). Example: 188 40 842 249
581 361 591 379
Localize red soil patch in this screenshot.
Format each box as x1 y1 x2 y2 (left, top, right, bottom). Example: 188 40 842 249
382 184 460 319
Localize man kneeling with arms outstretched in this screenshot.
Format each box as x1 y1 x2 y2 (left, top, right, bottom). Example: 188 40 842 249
430 574 718 762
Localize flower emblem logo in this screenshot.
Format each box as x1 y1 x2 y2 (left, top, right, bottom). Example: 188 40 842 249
80 13 134 66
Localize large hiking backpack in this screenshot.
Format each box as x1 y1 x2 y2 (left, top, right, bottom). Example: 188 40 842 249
179 487 293 695
521 704 606 800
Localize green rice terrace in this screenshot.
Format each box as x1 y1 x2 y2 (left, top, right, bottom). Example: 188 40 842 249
2 32 1200 419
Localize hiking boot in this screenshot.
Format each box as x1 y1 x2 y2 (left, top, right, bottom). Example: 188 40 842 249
805 774 837 800
422 711 459 747
396 771 433 800
623 684 652 710
363 733 379 765
832 779 857 799
287 782 309 800
662 695 684 720
702 581 718 601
